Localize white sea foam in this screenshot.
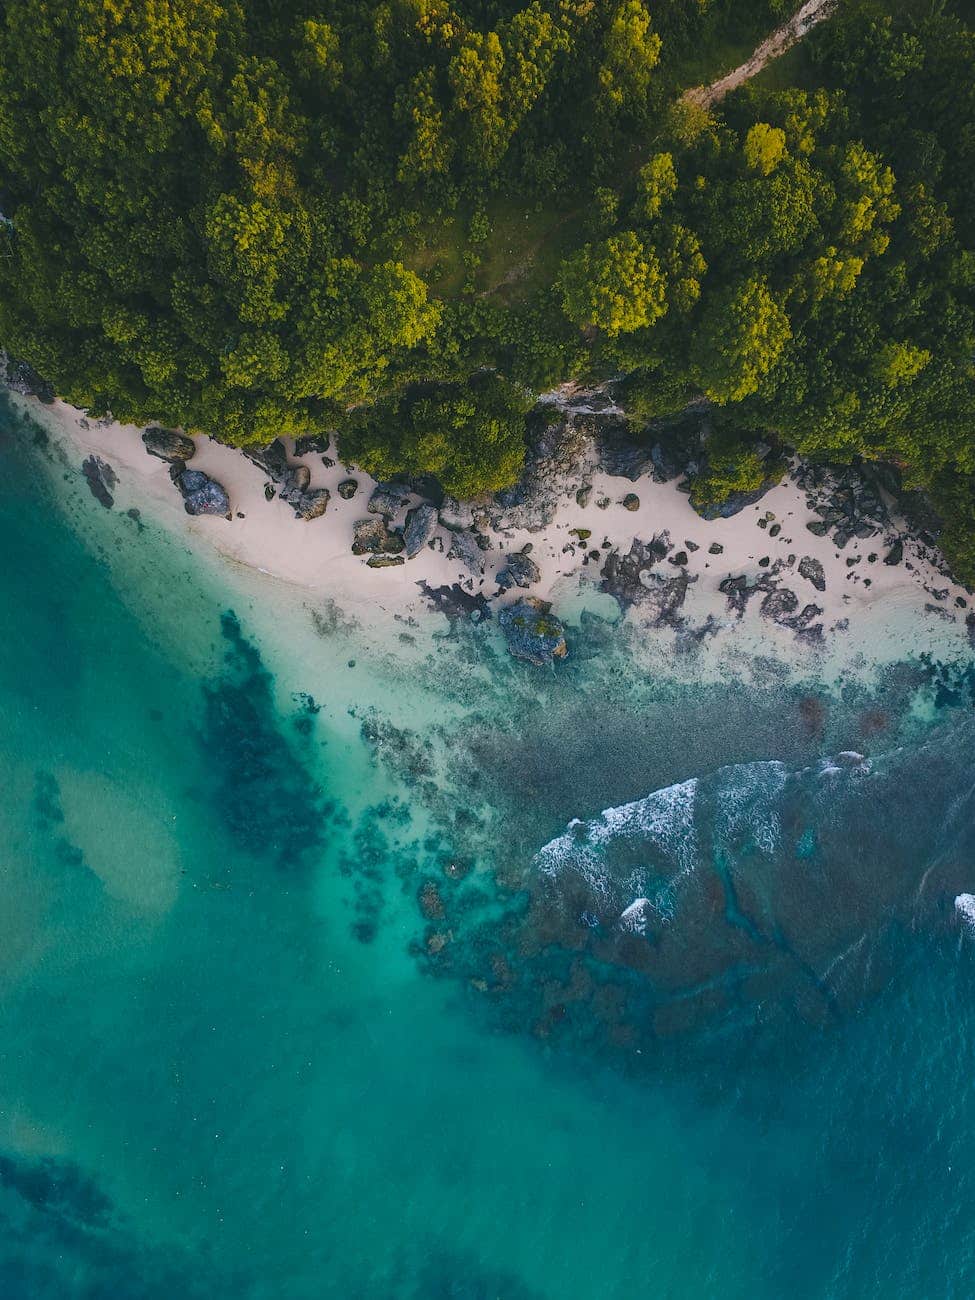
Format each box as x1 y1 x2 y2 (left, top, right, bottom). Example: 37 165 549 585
713 760 788 859
534 777 699 899
955 894 975 931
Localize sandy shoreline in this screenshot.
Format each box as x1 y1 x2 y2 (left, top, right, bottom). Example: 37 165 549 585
9 389 974 673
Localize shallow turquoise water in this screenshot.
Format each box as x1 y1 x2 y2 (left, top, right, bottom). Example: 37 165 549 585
3 399 975 1298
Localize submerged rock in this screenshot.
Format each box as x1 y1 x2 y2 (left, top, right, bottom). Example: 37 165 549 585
366 554 405 568
418 581 492 623
760 587 800 623
498 597 568 666
142 427 194 463
352 517 404 556
176 468 230 516
402 504 439 559
497 551 541 591
81 456 117 509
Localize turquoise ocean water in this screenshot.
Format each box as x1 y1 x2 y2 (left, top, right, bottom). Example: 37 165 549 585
3 395 975 1298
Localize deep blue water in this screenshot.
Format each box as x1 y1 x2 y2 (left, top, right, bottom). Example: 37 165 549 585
2 398 975 1298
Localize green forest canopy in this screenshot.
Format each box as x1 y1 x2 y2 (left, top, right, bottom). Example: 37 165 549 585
0 0 974 573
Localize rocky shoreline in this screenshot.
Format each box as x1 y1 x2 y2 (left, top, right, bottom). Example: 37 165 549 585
6 359 973 669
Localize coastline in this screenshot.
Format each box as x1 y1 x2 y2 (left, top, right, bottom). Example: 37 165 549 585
9 387 974 677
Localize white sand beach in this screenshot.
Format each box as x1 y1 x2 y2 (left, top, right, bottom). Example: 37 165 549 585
10 389 973 673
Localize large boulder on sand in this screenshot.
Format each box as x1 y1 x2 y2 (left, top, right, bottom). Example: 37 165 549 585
402 504 439 559
143 427 195 463
245 438 289 482
498 597 568 666
175 468 230 517
447 529 485 575
289 487 330 521
368 483 409 518
352 517 404 556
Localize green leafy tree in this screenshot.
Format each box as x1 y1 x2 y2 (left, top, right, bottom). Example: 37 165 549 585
559 232 667 336
690 277 791 403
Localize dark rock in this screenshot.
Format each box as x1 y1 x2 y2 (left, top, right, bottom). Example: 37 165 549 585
369 483 409 518
806 520 828 537
498 597 568 666
2 354 55 403
798 557 826 592
884 539 904 566
691 477 780 520
338 479 358 500
576 485 593 508
366 554 406 568
293 435 328 456
402 504 439 559
176 468 230 516
81 456 116 508
671 550 689 566
245 439 289 482
600 539 661 608
352 517 403 556
719 573 774 616
277 462 329 520
447 529 485 575
142 427 195 463
708 542 724 555
601 537 693 623
283 464 311 495
289 487 330 521
497 551 541 591
636 569 697 626
488 413 591 531
596 419 655 481
622 494 640 512
439 497 476 531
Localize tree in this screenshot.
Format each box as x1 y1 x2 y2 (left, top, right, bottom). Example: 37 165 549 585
690 277 791 403
558 232 668 336
597 1 661 116
340 373 529 497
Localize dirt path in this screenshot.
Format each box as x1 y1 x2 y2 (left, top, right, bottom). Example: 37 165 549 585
684 0 836 109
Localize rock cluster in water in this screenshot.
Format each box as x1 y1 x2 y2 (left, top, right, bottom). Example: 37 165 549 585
81 455 117 509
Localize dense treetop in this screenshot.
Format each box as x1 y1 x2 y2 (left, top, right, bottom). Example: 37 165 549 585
0 0 974 573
